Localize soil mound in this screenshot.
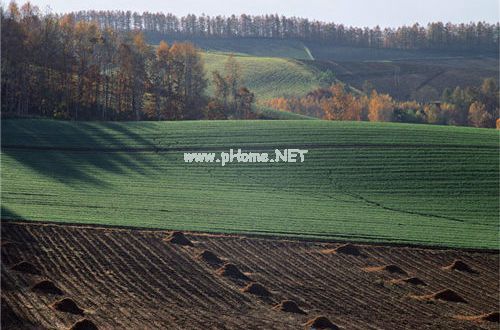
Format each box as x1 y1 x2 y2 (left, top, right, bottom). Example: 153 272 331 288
69 318 99 330
414 289 467 303
390 277 426 286
166 231 193 246
31 280 64 295
51 298 84 315
443 260 476 273
216 263 249 280
456 312 499 323
365 264 407 275
241 282 271 297
480 312 499 322
11 261 41 275
198 250 223 265
432 289 467 303
273 300 306 314
334 243 360 256
304 316 339 329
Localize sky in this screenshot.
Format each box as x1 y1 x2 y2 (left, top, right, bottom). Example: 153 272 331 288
14 0 500 27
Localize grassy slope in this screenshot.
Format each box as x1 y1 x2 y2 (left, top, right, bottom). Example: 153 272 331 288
147 35 311 59
306 57 499 102
202 52 321 100
305 43 498 61
153 38 498 104
255 106 316 120
2 119 498 249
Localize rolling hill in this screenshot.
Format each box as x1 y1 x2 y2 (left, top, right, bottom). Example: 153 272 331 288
148 37 499 104
148 35 313 60
305 56 499 102
202 52 321 100
2 119 498 249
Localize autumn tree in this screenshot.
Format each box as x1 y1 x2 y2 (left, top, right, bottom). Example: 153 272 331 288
368 91 394 122
480 78 499 118
235 87 255 119
210 55 254 119
211 70 229 117
148 40 171 120
423 104 443 124
169 42 207 119
468 101 493 128
1 2 26 114
224 54 241 105
321 84 362 121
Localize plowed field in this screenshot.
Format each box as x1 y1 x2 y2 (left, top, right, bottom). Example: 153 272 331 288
2 222 498 329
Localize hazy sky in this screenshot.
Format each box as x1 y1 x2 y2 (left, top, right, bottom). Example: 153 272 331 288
18 0 500 27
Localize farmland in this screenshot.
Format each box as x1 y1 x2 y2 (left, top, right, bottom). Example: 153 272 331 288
202 52 321 100
2 222 498 329
197 42 498 103
2 119 498 249
2 7 499 329
149 36 313 60
203 50 499 102
305 56 499 102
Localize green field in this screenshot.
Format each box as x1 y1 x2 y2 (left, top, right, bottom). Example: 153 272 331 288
2 119 498 249
203 52 321 100
149 37 499 104
148 36 312 60
201 50 498 104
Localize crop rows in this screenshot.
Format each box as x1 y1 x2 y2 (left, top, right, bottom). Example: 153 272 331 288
2 119 499 249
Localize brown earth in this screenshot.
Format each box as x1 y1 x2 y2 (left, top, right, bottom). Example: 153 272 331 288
69 318 99 330
443 260 478 274
51 298 84 315
412 288 468 303
304 316 339 329
241 282 272 297
11 261 42 275
363 264 408 275
1 221 499 329
273 300 306 314
198 250 223 266
389 277 427 286
31 280 64 295
216 263 250 281
165 231 194 247
456 312 500 323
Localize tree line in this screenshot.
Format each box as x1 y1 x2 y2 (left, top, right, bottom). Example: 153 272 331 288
263 79 499 128
1 2 254 120
69 10 500 51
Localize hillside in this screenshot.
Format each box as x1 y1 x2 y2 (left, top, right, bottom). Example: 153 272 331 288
146 37 500 104
195 41 497 103
149 35 313 60
305 57 499 102
202 52 321 100
2 119 498 249
305 43 499 61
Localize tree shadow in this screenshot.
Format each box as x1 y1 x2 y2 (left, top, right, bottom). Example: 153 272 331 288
1 206 21 220
1 119 159 187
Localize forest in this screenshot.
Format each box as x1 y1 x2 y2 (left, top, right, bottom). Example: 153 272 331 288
1 2 253 121
263 79 499 128
70 10 500 51
1 2 498 126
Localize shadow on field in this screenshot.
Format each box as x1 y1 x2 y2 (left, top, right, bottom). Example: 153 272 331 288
1 206 22 220
1 120 158 186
